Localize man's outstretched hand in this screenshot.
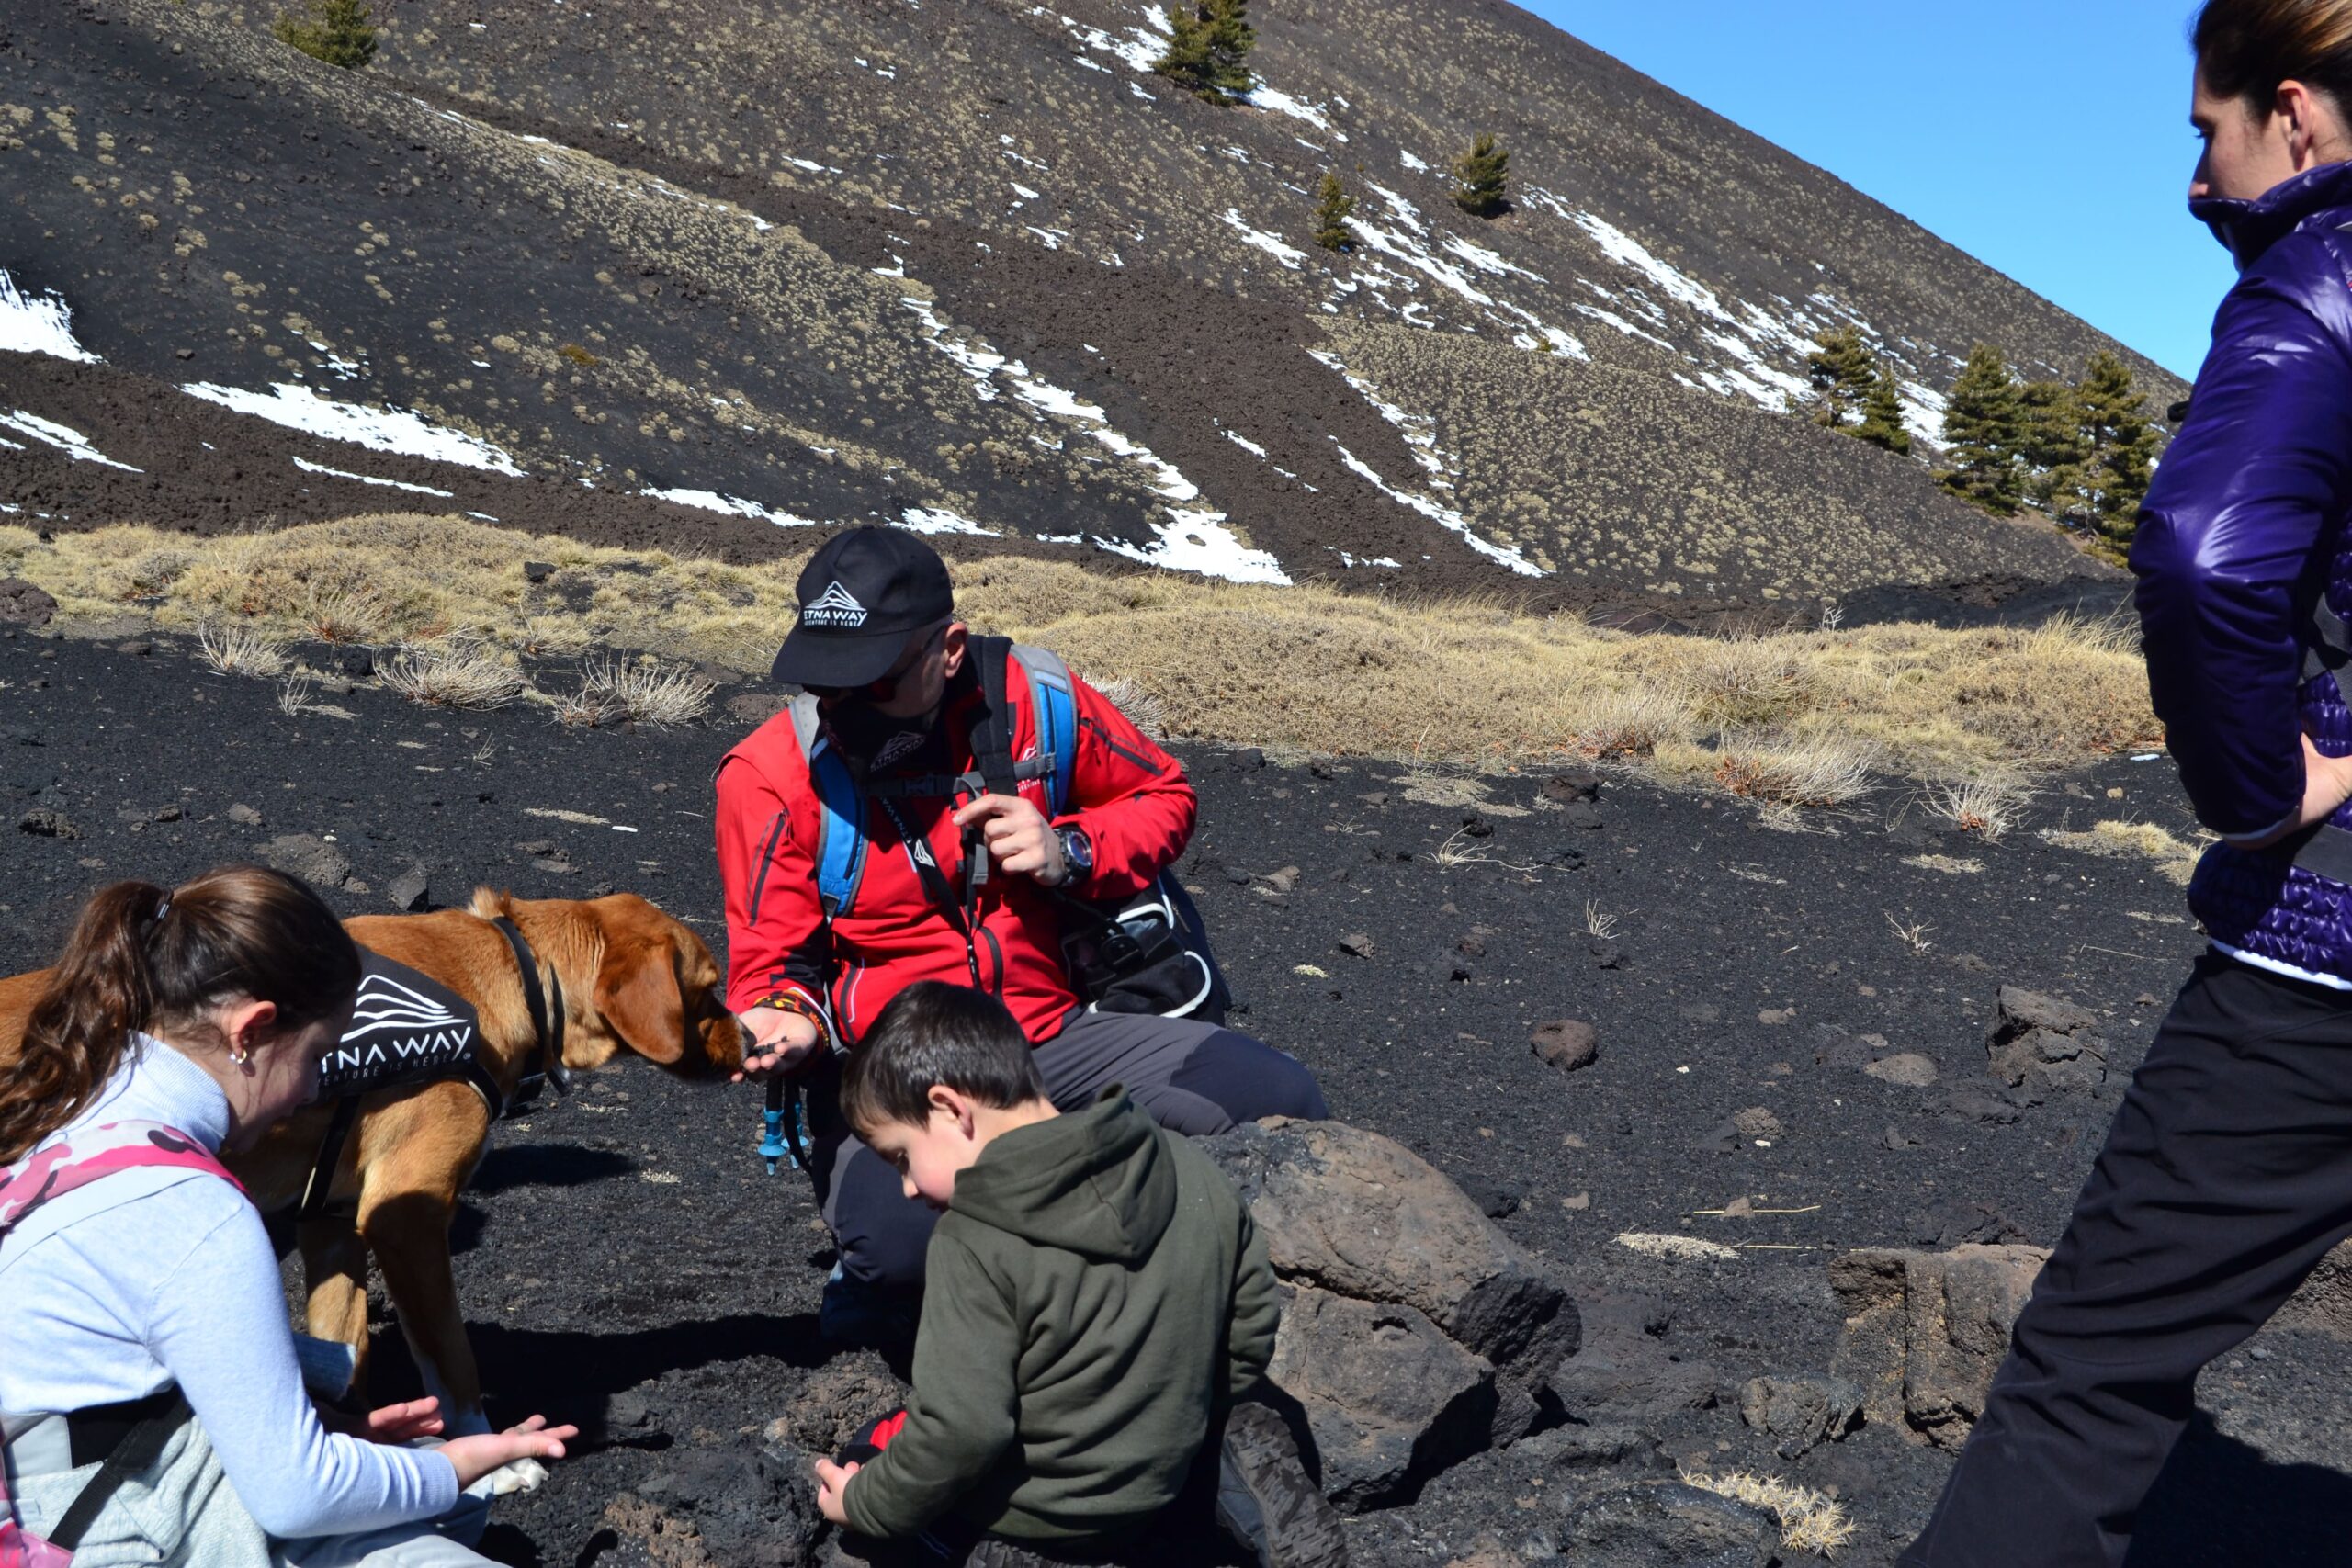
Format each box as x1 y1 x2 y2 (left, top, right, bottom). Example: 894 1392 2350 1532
953 793 1069 886
730 1006 822 1082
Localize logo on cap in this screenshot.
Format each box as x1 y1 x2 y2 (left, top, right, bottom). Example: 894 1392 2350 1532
801 581 869 630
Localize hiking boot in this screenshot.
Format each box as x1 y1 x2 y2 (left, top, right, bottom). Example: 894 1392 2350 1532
1216 1402 1350 1567
818 1263 920 1351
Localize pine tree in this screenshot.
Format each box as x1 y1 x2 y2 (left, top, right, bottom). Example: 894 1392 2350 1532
1854 374 1914 456
1804 327 1880 430
2018 377 2093 524
2073 350 2158 550
272 0 379 69
1312 173 1355 252
1153 0 1255 102
1938 344 2027 514
1453 133 1510 218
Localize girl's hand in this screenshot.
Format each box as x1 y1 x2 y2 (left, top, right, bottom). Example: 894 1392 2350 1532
815 1458 860 1526
315 1396 445 1443
439 1415 579 1488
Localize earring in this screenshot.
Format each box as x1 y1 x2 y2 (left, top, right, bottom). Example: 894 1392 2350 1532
228 1046 250 1067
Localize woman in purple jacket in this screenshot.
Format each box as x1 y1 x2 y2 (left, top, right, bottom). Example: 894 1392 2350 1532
1904 4 2352 1564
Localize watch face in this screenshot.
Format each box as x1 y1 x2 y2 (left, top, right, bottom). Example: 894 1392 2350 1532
1062 829 1093 872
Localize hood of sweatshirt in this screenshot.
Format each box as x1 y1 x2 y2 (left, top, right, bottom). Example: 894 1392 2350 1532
949 1089 1176 1264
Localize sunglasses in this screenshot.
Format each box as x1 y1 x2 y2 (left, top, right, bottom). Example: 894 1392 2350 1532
806 623 948 704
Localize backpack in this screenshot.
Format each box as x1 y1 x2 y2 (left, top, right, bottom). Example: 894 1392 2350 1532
0 1122 232 1568
788 637 1228 1025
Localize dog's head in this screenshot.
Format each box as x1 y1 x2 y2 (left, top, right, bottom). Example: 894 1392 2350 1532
477 892 744 1078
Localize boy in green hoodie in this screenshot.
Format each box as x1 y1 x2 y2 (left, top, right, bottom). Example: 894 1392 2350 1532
811 982 1344 1566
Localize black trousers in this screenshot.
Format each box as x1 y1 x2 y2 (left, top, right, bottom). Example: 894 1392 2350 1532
1901 953 2352 1567
808 1010 1328 1290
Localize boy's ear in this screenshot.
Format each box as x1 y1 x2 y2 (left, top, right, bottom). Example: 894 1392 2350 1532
928 1083 977 1138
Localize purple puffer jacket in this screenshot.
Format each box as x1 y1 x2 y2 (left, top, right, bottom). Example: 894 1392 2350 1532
2135 162 2352 985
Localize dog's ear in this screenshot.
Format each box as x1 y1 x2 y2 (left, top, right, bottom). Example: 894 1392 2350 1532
593 930 686 1065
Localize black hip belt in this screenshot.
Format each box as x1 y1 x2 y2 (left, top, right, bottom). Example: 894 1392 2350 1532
64 1387 184 1469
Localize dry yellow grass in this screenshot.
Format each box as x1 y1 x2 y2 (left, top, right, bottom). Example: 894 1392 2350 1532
0 516 2164 785
2041 819 2211 886
1679 1468 1859 1556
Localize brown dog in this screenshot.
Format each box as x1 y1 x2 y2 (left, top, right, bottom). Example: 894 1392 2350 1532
0 888 743 1445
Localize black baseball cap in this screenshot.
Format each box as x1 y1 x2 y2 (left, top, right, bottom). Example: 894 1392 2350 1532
771 526 956 688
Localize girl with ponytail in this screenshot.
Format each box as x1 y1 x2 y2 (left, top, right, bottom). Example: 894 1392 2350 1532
0 868 574 1567
1905 3 2352 1563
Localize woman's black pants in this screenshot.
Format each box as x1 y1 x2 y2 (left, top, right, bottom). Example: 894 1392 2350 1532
1902 953 2352 1566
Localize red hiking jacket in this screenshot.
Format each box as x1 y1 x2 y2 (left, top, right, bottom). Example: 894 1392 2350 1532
715 660 1195 1045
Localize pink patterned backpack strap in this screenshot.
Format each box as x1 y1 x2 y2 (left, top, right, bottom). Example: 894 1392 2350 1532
0 1122 233 1567
0 1121 243 1241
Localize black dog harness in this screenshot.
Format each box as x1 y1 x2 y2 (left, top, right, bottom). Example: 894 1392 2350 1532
296 917 569 1219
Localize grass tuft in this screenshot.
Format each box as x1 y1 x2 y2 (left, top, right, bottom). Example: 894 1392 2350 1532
560 656 716 728
379 642 527 710
1679 1468 1859 1556
197 621 288 679
1926 772 2036 842
1713 737 1877 808
2041 818 2209 886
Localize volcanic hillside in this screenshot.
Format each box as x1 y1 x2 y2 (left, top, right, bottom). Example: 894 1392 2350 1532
0 0 2177 620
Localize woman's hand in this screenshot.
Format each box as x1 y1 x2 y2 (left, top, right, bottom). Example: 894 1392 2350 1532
814 1458 860 1526
318 1396 446 1444
2246 735 2352 847
439 1415 579 1489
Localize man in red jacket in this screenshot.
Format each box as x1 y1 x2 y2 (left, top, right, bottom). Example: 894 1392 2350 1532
716 528 1326 1344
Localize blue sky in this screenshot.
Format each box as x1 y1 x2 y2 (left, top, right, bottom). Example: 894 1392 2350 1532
1521 1 2231 380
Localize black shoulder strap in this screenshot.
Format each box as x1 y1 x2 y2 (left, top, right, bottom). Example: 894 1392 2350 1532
967 634 1021 799
46 1391 190 1551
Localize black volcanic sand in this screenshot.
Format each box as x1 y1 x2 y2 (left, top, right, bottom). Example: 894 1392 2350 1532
4 631 2349 1566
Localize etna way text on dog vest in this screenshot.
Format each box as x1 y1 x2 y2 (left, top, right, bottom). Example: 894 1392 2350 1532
316 953 484 1098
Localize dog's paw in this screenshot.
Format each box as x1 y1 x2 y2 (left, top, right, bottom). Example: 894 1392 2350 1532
484 1457 548 1495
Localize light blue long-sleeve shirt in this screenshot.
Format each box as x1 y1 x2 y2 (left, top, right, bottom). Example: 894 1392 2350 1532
0 1035 459 1538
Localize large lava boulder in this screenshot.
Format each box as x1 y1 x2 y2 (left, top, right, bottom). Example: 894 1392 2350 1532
1204 1119 1580 1508
1829 1243 2047 1450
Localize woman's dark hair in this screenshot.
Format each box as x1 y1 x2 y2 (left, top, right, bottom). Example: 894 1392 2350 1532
0 865 359 1163
2196 0 2352 114
840 982 1047 1133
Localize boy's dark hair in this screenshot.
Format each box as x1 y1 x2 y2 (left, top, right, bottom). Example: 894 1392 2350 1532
840 982 1048 1132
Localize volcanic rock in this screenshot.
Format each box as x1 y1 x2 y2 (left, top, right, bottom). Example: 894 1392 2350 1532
1337 931 1376 959
1549 1479 1779 1568
227 802 265 827
17 808 77 840
260 833 353 890
0 581 58 628
1738 1374 1865 1459
1986 986 2109 1097
1203 1120 1578 1387
1266 1286 1496 1510
387 863 432 913
1863 1052 1939 1089
1532 1018 1600 1073
1829 1243 2048 1450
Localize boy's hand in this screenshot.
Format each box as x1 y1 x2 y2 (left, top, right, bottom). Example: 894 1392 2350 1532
814 1458 860 1526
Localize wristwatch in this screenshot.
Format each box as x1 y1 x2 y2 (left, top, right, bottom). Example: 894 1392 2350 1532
1054 827 1095 886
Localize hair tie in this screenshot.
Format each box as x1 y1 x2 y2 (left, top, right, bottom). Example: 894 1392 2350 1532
153 897 171 923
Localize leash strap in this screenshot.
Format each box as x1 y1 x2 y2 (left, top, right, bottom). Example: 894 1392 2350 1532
873 792 987 990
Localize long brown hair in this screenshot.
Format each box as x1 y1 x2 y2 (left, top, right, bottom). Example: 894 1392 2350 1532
0 866 359 1163
2196 0 2352 111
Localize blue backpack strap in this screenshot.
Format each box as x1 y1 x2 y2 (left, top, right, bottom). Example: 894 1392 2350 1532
1010 644 1079 818
792 693 867 919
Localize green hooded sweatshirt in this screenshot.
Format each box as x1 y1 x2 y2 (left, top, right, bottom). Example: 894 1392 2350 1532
841 1091 1281 1543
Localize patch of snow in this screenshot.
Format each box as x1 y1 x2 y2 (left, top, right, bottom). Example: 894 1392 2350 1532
1697 329 1811 411
1010 376 1106 422
645 487 823 527
1092 507 1289 585
1025 226 1070 251
1897 380 1948 448
292 455 454 497
1222 209 1306 268
1568 211 1734 325
1398 149 1429 173
182 382 526 474
900 506 996 536
1335 444 1541 577
465 511 500 522
1334 549 1402 568
1442 234 1544 283
1223 428 1269 458
1065 11 1165 72
0 271 99 364
1244 85 1342 140
1543 326 1589 360
1363 181 1425 232
0 410 140 471
786 156 846 176
1343 217 1492 306
1010 182 1041 202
